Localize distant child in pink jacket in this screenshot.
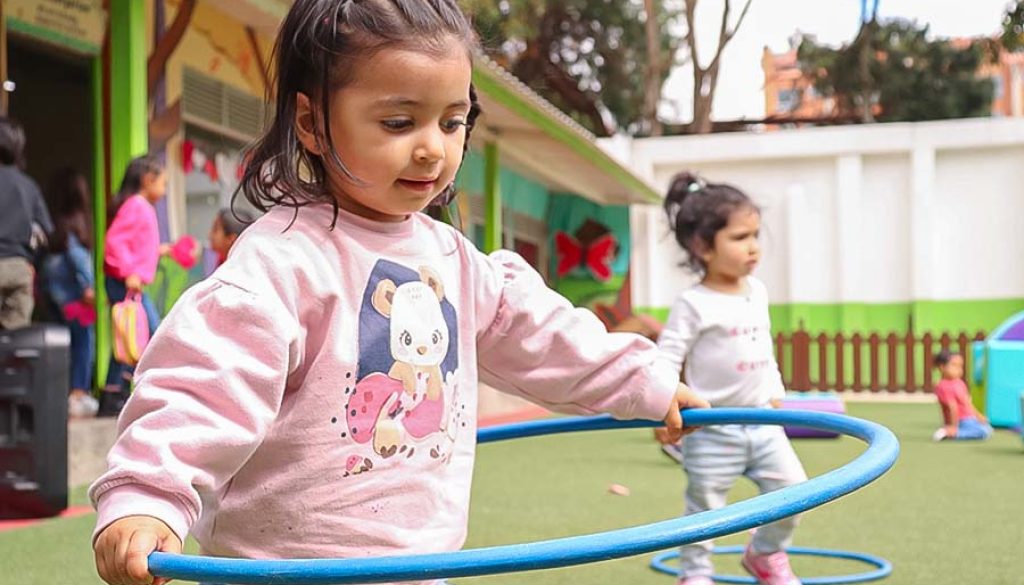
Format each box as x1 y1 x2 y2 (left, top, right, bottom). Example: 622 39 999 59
98 154 167 416
89 2 708 585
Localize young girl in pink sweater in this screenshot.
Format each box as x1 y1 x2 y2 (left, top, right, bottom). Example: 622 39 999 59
99 155 167 416
90 2 707 584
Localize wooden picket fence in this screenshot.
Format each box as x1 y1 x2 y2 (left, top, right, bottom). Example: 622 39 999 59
775 328 986 393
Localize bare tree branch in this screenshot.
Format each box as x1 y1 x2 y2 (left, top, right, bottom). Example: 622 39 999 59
643 0 664 135
683 0 755 133
710 0 754 73
684 0 699 71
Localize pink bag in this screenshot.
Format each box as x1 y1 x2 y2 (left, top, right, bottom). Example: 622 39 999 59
112 292 150 366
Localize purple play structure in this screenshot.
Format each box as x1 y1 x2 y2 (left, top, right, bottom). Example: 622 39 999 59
780 392 845 438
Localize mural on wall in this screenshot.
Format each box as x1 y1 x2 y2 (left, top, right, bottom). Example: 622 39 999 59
548 194 631 310
167 0 271 93
148 0 197 153
555 219 619 283
151 0 273 153
135 0 273 315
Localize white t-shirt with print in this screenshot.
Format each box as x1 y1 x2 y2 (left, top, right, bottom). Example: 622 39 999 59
656 276 785 407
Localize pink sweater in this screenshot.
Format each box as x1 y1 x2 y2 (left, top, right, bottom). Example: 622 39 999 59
89 204 677 581
104 194 160 283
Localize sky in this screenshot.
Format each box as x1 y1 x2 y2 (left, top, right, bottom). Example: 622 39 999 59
659 0 1015 122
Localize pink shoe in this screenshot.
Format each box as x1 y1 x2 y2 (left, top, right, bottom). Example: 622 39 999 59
741 546 801 585
677 577 714 585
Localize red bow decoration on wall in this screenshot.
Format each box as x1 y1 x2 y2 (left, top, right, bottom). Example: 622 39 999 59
555 231 617 282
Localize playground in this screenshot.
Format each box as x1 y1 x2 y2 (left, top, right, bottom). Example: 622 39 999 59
3 2 1024 585
2 401 1021 584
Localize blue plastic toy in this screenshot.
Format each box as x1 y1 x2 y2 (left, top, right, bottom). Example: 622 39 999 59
147 409 899 585
972 310 1024 428
651 546 892 584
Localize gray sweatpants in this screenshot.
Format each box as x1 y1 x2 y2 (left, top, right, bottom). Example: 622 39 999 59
678 423 808 578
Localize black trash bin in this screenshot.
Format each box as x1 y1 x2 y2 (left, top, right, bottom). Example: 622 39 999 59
0 324 70 519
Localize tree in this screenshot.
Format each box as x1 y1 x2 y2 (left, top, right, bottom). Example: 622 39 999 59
1004 1 1024 51
642 0 664 136
681 0 754 134
461 0 681 136
797 18 995 123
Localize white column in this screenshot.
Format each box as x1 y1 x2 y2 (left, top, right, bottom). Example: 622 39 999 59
835 154 862 302
629 205 650 309
629 147 657 311
910 147 936 301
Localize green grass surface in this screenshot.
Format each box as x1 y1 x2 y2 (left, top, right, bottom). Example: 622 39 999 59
2 403 1022 584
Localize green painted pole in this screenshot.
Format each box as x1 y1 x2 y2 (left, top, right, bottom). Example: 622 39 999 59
483 142 502 253
91 55 109 388
97 0 147 387
110 0 147 175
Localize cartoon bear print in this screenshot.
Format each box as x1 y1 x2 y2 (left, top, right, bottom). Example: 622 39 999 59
373 267 448 402
347 267 451 459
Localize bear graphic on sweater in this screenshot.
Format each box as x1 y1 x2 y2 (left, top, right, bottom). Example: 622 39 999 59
345 266 452 459
375 267 447 402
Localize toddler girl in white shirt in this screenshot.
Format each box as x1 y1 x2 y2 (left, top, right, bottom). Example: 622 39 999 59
656 172 807 585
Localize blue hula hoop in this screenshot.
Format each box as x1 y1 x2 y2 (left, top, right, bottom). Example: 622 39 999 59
148 408 899 585
651 546 893 584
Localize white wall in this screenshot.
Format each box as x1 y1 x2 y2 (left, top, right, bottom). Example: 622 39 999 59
625 118 1024 310
933 146 1024 300
857 155 911 303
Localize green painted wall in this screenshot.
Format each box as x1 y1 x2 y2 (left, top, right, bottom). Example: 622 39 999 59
457 149 552 252
768 299 1024 337
640 298 1024 337
455 149 487 194
547 194 631 279
639 298 1024 392
457 149 550 221
456 155 633 309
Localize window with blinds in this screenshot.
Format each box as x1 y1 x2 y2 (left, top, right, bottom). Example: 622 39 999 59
182 67 267 142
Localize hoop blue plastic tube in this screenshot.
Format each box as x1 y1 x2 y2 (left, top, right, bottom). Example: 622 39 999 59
650 545 893 584
148 408 899 585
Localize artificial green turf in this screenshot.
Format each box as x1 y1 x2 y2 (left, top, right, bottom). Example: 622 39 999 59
2 403 1022 584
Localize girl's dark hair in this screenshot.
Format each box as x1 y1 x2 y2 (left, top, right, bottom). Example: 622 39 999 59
217 207 259 237
46 167 92 253
663 171 759 274
0 116 27 168
108 154 164 225
933 350 960 367
237 0 482 226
